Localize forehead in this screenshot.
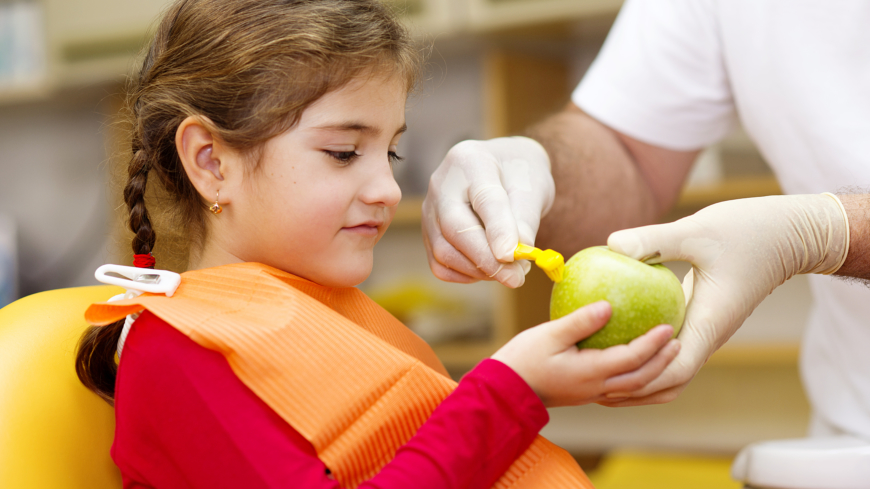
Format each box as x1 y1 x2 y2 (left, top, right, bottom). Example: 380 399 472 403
298 74 408 131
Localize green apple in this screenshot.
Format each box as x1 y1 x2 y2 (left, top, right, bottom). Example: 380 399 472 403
550 246 685 349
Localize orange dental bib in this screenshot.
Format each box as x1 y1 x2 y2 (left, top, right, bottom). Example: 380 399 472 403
86 263 593 488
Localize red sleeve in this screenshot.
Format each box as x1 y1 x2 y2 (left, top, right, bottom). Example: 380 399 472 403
112 311 549 489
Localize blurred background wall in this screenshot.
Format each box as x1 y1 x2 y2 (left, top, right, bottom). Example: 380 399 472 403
0 0 813 481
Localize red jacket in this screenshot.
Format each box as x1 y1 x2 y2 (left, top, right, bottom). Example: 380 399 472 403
112 310 550 488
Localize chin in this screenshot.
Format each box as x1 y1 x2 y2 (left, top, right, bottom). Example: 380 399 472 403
318 260 373 288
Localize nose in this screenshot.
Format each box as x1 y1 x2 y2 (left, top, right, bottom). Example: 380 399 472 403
360 158 402 207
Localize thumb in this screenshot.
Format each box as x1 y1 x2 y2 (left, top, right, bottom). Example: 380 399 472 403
548 301 612 347
607 219 695 264
681 267 694 306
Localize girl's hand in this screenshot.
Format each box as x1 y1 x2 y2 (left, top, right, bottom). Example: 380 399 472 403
491 301 681 408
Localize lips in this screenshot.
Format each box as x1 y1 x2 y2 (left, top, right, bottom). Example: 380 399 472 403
342 221 383 236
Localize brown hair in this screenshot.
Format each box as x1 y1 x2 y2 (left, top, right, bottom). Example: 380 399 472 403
76 0 421 405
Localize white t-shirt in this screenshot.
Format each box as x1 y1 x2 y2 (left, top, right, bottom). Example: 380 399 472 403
574 0 870 439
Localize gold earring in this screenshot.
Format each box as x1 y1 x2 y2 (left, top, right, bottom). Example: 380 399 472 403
210 191 223 214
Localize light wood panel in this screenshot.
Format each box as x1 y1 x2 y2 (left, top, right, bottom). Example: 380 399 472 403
483 50 570 138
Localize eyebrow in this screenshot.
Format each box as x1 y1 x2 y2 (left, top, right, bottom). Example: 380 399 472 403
312 122 408 137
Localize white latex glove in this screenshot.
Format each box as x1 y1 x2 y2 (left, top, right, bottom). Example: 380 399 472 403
601 193 849 406
422 137 555 288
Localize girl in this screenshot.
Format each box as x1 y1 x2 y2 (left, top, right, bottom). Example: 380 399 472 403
76 0 681 487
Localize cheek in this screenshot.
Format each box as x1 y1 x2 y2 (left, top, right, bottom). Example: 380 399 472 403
283 187 349 240
306 189 348 221
256 164 337 221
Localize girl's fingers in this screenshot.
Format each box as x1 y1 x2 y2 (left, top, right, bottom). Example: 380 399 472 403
593 324 675 375
602 339 681 394
548 301 612 347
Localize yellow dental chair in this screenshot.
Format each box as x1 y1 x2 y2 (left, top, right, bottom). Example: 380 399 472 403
0 285 123 488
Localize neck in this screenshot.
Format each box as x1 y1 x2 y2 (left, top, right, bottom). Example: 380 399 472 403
188 242 245 271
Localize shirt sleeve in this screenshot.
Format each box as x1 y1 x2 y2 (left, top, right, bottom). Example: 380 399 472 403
573 0 737 151
112 311 549 489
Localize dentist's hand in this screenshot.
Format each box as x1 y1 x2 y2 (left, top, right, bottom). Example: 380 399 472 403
422 137 554 288
600 194 849 407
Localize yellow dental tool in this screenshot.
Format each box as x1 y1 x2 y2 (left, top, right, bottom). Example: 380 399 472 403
514 243 565 283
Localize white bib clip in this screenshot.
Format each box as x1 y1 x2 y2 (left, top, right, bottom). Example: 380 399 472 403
94 264 181 358
95 264 181 297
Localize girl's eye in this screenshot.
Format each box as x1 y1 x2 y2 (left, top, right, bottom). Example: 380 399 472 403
388 151 405 167
325 151 360 164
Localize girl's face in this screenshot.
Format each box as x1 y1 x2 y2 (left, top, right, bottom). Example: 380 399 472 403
213 74 406 287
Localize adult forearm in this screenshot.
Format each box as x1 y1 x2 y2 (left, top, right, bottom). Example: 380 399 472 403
527 107 670 256
835 193 870 280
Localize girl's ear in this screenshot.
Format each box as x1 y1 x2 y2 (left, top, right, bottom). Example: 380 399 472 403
176 116 232 204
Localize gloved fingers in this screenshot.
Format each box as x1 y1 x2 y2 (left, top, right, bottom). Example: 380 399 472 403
607 218 701 264
597 381 690 407
423 145 503 281
493 262 528 288
450 149 521 263
676 269 748 351
591 325 675 377
506 178 551 281
512 205 539 248
598 343 699 406
502 159 553 244
492 136 555 221
519 259 532 276
511 207 538 279
425 226 490 281
467 179 521 264
423 234 481 284
509 190 545 248
681 267 695 306
437 199 526 288
486 136 549 163
422 198 489 281
427 260 480 284
602 338 681 395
